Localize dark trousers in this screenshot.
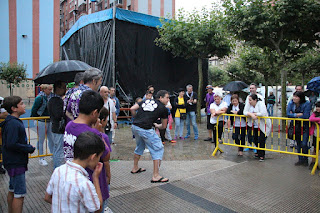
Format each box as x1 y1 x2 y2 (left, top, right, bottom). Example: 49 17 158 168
212 121 224 146
248 127 266 158
233 127 246 151
159 129 166 142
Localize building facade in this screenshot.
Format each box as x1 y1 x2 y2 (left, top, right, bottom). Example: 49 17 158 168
60 0 175 37
0 0 60 79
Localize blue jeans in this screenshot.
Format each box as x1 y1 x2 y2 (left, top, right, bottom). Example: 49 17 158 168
52 132 65 168
35 121 54 159
267 103 274 116
296 130 310 162
174 117 185 137
9 173 26 198
106 130 113 144
131 125 164 160
185 111 198 137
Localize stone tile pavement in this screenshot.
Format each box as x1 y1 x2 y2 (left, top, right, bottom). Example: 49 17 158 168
1 122 320 212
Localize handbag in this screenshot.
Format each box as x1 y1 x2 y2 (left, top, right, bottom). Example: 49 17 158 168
288 121 302 140
178 109 187 120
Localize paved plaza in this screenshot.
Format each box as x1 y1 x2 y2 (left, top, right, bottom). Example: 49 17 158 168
1 118 320 213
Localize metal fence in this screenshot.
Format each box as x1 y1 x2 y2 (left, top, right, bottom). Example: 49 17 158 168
212 114 319 175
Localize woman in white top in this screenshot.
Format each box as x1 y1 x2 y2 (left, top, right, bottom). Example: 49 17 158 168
210 92 228 146
243 94 271 161
226 94 246 156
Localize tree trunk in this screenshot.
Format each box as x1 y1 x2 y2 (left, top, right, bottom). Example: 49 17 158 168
196 58 203 123
9 83 13 96
276 85 278 106
281 68 287 130
265 82 269 106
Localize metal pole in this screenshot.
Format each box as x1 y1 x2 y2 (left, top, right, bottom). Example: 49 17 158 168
112 1 116 88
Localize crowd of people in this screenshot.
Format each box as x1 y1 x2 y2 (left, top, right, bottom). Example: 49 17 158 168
0 68 319 212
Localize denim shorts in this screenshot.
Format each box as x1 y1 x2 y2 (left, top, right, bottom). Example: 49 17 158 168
9 173 26 198
132 125 164 160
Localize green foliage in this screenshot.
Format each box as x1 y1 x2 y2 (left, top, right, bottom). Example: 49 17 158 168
155 8 232 59
209 66 231 86
0 62 27 84
0 62 27 96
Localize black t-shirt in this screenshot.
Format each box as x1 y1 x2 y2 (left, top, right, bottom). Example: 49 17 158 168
184 91 198 112
47 97 64 134
133 99 168 129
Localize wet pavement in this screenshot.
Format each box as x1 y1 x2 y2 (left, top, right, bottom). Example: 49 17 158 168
1 110 320 212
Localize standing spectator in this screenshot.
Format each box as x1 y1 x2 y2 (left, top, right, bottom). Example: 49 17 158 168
227 94 246 156
31 84 54 166
287 91 311 166
64 72 84 124
174 88 187 140
287 85 309 148
47 81 67 168
267 91 276 116
130 90 170 183
244 94 271 162
0 96 8 174
210 92 228 146
309 101 320 170
143 85 155 100
110 87 120 144
100 86 117 145
66 68 102 120
184 85 199 140
64 90 111 210
110 87 120 116
45 132 104 213
204 85 215 141
244 83 264 152
0 96 35 213
309 91 318 110
223 92 232 107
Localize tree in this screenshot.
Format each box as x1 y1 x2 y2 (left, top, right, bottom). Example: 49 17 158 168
287 48 320 86
209 65 231 86
155 8 231 122
237 45 280 101
223 0 320 117
0 62 27 96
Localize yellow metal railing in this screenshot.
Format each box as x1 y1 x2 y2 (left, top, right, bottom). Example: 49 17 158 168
0 117 52 163
212 114 319 175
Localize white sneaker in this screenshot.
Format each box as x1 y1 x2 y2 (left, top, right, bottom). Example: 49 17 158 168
144 149 150 153
39 159 48 166
104 207 113 213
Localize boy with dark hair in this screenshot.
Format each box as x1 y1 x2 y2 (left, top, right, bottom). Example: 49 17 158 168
0 96 35 213
45 131 104 213
63 90 111 210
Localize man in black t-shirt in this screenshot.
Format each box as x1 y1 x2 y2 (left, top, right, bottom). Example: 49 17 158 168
184 85 199 140
130 90 169 183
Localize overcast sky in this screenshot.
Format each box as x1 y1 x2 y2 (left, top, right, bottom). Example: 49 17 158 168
176 0 221 13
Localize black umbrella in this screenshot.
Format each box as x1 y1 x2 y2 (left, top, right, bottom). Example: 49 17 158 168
223 81 248 92
34 60 92 84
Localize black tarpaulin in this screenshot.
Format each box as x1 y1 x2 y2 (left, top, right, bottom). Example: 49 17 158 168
61 8 208 102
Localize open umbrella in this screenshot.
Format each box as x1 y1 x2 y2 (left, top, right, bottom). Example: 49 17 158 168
34 60 92 84
307 76 320 94
223 81 248 92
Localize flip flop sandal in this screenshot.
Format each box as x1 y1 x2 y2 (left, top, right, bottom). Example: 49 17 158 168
131 168 146 174
151 177 169 183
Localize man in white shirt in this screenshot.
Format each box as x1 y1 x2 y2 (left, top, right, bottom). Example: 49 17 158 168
100 86 117 144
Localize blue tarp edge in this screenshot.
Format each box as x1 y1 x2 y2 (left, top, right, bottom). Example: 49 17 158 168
60 8 168 46
60 9 113 46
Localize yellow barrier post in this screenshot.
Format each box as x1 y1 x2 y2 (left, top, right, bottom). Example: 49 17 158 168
212 114 224 156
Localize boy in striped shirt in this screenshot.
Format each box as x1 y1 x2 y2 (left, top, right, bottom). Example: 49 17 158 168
45 132 104 213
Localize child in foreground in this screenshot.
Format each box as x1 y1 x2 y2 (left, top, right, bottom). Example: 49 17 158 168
45 131 105 213
0 96 35 213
